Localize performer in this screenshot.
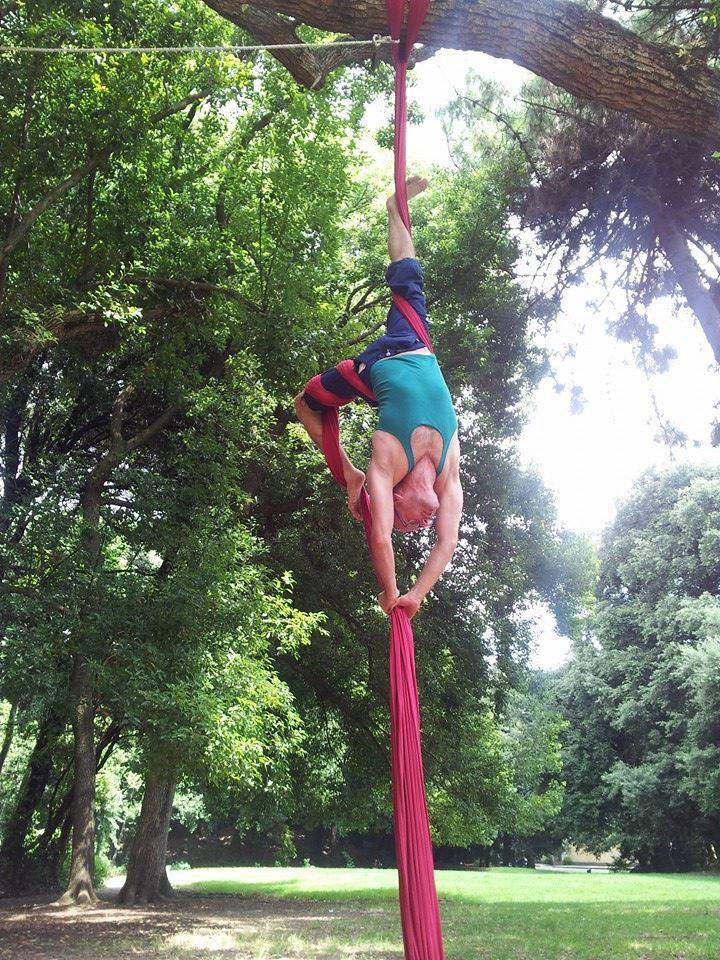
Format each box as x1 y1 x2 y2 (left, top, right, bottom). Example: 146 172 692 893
295 177 462 619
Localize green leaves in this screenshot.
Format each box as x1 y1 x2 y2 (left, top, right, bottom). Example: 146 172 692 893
552 465 720 869
0 0 595 867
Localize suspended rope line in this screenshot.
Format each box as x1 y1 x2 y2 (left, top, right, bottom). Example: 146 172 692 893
0 35 397 55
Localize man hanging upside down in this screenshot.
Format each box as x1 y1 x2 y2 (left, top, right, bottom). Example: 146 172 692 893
295 177 462 620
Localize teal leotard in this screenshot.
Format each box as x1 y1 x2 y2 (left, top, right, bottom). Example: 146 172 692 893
369 351 458 475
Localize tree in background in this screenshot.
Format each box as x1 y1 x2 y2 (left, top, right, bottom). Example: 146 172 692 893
0 0 376 902
552 465 720 870
0 0 593 903
435 5 720 445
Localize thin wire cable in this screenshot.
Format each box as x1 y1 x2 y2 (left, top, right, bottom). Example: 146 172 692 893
0 35 397 55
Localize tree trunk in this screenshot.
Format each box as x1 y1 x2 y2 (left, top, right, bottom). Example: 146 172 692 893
0 707 62 894
118 764 177 906
58 458 111 906
58 386 177 905
655 213 720 363
0 701 18 778
58 655 98 905
205 0 720 144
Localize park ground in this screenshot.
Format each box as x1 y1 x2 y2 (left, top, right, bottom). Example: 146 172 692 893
0 866 719 960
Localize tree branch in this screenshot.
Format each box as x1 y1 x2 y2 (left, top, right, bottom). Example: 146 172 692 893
205 2 433 89
203 0 720 143
0 89 214 266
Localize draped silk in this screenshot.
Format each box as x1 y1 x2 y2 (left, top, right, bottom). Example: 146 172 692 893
311 3 444 957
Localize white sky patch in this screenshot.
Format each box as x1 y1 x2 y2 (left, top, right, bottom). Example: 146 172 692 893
361 49 720 669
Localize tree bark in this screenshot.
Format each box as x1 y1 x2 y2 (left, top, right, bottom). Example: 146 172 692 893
59 390 180 905
205 0 720 145
0 707 63 894
57 446 109 906
19 719 124 890
655 213 720 363
209 4 429 89
0 702 17 778
57 655 99 905
118 764 177 905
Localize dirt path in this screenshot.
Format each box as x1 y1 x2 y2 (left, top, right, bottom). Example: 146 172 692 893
0 891 400 960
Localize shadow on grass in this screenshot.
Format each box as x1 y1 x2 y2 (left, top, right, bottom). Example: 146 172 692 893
1 889 719 960
188 878 398 902
184 881 720 960
169 894 720 960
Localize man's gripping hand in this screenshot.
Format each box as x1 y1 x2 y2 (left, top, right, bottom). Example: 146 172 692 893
394 589 422 619
378 588 400 615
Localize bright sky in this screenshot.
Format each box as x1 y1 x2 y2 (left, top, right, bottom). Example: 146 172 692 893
366 49 720 669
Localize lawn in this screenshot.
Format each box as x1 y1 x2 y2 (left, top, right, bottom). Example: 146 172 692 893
181 866 720 959
1 866 718 960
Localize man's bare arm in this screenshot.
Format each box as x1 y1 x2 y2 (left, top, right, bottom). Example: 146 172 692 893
396 471 462 618
366 458 399 610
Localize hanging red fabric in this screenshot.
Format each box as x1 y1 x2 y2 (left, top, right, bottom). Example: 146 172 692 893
320 404 444 960
387 0 433 354
384 3 444 957
316 3 445 959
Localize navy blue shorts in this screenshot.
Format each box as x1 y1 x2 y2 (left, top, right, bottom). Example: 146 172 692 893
304 258 428 411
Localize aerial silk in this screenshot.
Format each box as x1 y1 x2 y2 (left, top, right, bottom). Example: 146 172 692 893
308 2 445 959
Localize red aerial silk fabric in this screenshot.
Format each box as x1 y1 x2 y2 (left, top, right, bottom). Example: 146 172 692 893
317 411 444 960
312 3 445 959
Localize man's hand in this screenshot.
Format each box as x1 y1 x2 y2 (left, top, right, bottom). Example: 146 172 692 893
395 589 423 619
378 588 400 615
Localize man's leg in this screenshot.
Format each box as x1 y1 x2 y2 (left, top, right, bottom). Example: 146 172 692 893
386 175 427 262
294 393 366 521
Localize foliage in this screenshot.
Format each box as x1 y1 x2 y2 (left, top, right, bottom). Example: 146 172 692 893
442 57 720 446
551 464 720 870
0 0 592 891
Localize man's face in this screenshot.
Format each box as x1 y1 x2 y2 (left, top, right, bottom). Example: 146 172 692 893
392 461 439 532
393 505 436 533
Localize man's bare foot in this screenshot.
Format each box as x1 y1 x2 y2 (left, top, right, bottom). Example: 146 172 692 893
346 466 366 521
387 175 429 209
406 175 428 200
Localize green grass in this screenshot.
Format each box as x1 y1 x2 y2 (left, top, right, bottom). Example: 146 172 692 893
154 865 720 959
180 863 718 903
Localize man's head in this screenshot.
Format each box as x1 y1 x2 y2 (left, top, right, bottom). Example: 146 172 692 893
393 456 439 532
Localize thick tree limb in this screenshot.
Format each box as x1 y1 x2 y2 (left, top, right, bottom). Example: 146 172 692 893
205 3 433 88
204 0 720 144
656 212 720 363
